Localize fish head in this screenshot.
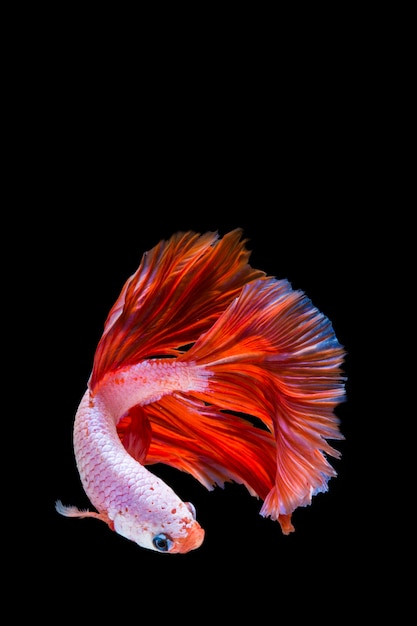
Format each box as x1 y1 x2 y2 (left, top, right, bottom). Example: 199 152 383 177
112 499 205 554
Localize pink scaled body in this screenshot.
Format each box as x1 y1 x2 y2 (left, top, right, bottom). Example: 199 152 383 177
58 361 209 553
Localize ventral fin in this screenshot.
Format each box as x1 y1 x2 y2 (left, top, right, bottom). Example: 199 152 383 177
117 404 153 463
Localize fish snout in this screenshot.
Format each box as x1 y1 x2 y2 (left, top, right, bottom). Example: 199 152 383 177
172 521 205 553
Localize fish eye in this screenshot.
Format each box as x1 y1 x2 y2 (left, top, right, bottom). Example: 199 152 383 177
152 533 174 552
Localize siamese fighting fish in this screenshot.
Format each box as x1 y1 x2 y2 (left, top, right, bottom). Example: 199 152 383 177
56 229 346 554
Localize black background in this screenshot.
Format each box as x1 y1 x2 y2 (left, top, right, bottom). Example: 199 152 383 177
39 195 365 609
16 31 394 620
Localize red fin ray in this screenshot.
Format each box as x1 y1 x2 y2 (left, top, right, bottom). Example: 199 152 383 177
129 394 277 500
90 229 265 390
181 277 346 530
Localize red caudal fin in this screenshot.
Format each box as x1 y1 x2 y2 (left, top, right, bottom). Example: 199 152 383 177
179 278 346 532
90 229 265 391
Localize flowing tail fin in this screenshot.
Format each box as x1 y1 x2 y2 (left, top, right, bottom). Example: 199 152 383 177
179 277 346 533
100 229 345 534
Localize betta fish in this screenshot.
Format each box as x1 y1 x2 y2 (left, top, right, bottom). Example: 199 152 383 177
56 229 346 554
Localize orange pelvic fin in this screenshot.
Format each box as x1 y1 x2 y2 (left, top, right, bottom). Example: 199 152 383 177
136 393 277 500
117 405 152 464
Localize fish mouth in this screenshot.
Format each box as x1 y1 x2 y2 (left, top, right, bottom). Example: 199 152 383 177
171 522 205 554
